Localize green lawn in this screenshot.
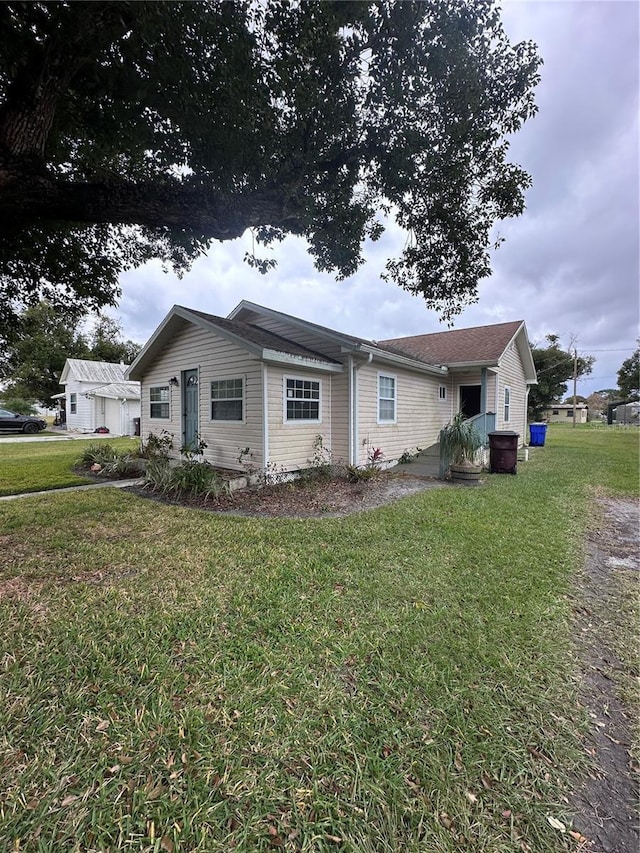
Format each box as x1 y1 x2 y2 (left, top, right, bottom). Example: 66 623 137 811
0 437 139 496
0 427 637 852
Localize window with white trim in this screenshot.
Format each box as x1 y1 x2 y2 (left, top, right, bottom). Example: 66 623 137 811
69 393 77 414
211 378 244 421
438 385 447 401
150 386 170 419
378 373 396 423
285 377 320 422
503 386 511 422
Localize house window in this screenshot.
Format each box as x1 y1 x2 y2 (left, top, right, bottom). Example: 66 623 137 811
552 409 559 416
285 377 320 422
503 386 511 422
438 386 447 402
378 373 396 423
211 378 243 421
69 393 77 414
150 386 170 419
566 409 573 417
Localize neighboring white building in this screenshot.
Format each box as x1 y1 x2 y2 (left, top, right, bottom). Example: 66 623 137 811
543 403 589 424
59 359 141 436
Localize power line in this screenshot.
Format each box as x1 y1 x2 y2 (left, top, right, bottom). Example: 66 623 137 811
583 347 637 353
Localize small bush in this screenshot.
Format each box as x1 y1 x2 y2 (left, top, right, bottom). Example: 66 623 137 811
143 458 229 501
143 458 174 493
78 443 119 466
77 443 140 478
345 464 381 483
141 430 174 459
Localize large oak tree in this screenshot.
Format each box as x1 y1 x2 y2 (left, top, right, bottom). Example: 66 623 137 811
0 0 541 343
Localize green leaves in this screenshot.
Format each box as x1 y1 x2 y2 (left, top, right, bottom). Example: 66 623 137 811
1 1 541 327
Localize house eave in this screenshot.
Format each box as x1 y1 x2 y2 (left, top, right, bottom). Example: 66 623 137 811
340 344 447 376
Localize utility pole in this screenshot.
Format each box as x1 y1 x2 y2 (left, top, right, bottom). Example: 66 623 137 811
572 348 578 428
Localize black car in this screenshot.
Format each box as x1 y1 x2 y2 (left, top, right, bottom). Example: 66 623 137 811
0 408 47 434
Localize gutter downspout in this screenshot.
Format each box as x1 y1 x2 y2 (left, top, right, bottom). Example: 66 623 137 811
262 364 269 469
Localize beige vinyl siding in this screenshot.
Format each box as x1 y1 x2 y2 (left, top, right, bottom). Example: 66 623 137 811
329 370 350 463
140 324 264 470
249 316 351 464
267 365 333 470
355 363 444 465
497 343 527 439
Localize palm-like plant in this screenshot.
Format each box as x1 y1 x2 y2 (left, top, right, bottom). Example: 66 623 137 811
439 412 483 466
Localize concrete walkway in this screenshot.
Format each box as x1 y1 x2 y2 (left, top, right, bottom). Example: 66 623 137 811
0 432 132 444
396 458 441 478
0 478 143 501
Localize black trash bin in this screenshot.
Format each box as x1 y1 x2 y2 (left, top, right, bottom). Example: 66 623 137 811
488 430 519 474
133 417 141 437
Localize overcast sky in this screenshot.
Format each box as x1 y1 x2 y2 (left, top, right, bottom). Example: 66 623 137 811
110 0 639 399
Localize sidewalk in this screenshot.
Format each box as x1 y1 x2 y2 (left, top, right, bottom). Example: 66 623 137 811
0 432 137 444
0 478 143 501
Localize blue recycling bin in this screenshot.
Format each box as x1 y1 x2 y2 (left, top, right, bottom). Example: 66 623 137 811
529 423 547 447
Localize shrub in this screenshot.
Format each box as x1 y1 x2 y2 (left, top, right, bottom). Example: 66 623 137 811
143 458 229 501
143 458 174 493
77 443 140 478
141 430 174 459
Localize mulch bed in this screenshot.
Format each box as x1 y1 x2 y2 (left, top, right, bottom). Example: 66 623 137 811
124 470 446 518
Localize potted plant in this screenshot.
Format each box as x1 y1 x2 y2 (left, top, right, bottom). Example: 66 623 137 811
439 412 483 483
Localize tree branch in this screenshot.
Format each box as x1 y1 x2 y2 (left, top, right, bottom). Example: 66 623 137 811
0 167 305 240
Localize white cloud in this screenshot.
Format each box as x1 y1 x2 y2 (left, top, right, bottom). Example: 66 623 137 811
110 0 639 398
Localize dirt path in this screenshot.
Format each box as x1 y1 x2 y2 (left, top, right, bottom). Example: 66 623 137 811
571 496 639 852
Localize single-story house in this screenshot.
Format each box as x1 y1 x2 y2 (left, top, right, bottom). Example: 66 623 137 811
543 403 588 424
126 301 537 472
59 359 141 436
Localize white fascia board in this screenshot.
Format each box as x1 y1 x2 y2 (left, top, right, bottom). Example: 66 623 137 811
261 349 343 373
361 346 448 377
448 360 500 370
506 322 537 383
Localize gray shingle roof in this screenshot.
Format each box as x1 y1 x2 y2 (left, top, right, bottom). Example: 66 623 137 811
183 308 342 364
380 321 524 365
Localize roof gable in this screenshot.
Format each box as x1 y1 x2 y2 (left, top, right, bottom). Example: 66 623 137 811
126 305 342 380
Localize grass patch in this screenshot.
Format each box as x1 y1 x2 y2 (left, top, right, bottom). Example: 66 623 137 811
0 437 139 496
0 428 637 851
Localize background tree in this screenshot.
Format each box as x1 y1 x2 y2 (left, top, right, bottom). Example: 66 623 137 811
0 396 37 415
528 334 594 420
1 303 90 406
616 343 639 401
0 0 541 342
585 390 618 420
2 302 141 406
89 316 141 365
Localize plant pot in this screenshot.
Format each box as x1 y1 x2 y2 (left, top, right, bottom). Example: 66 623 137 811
449 461 482 484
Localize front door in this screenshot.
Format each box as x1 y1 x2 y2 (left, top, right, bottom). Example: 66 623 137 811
182 369 199 450
459 385 481 418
